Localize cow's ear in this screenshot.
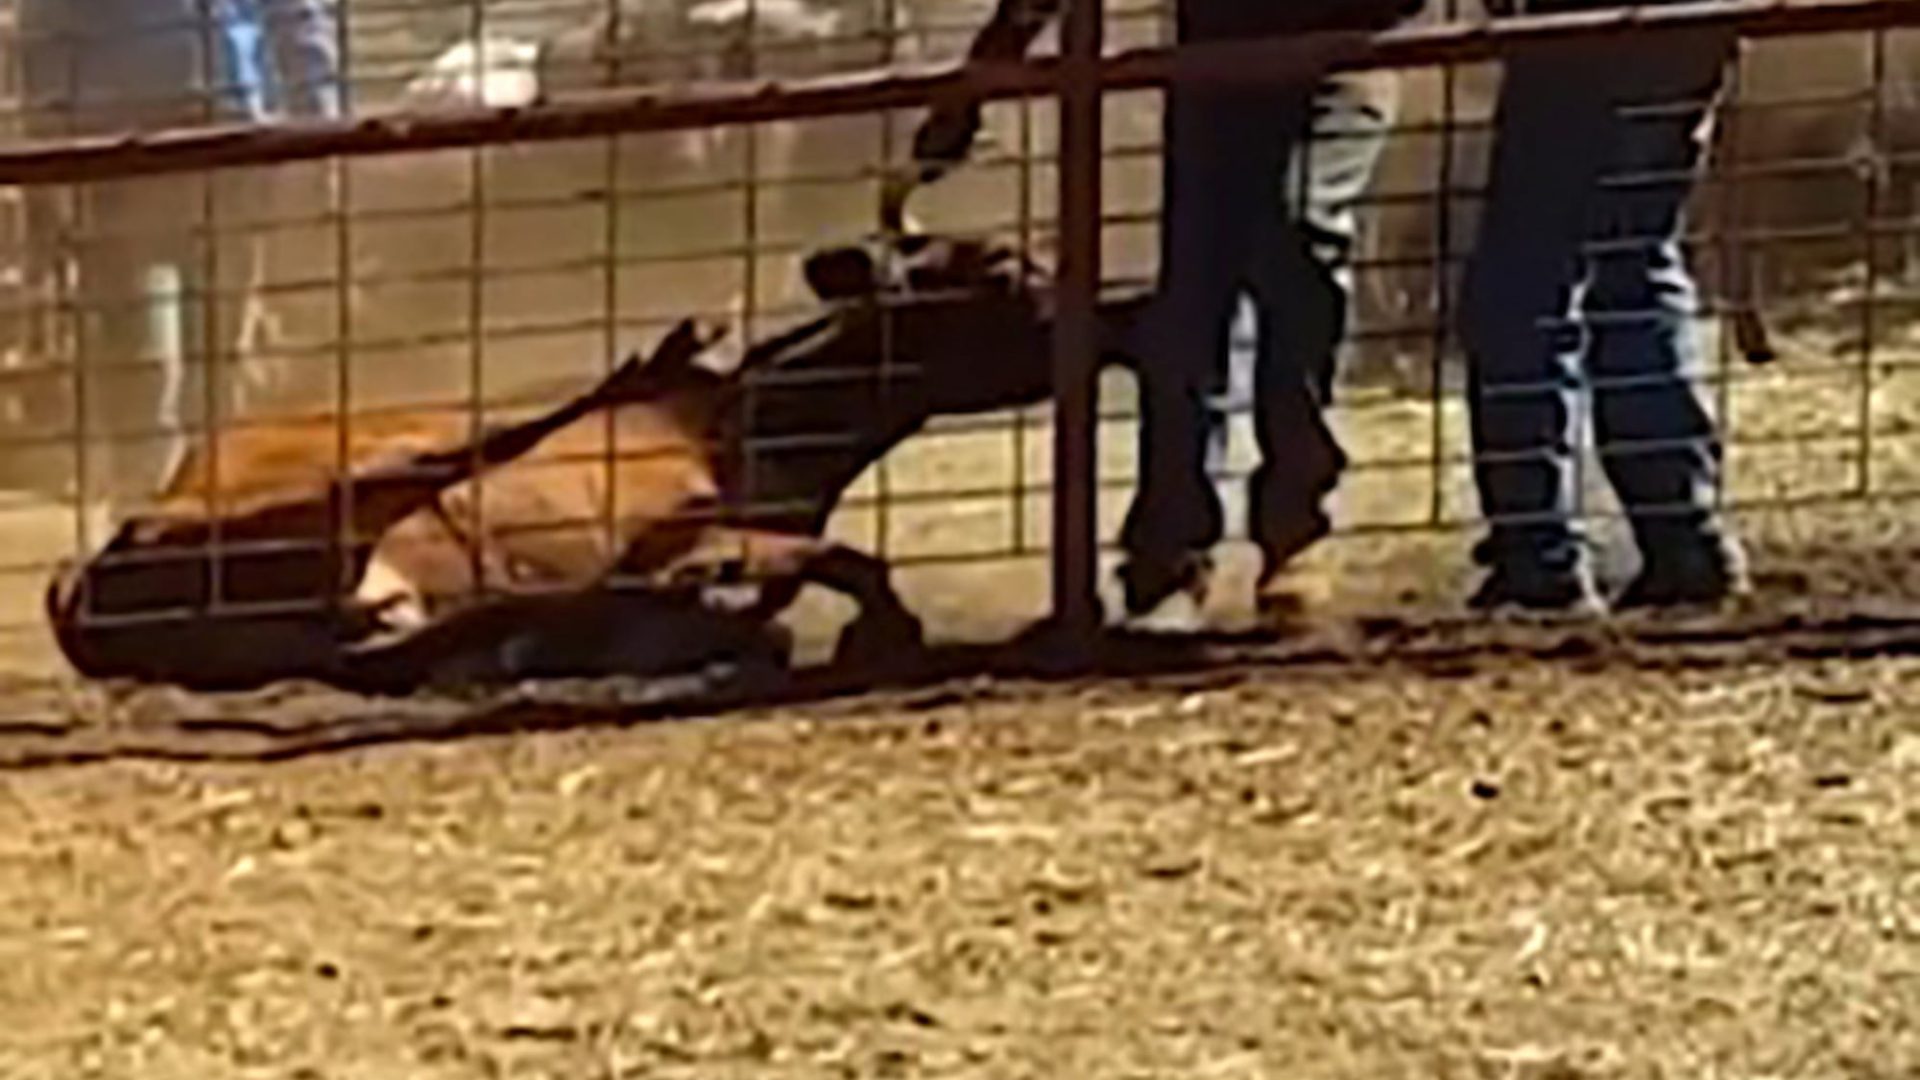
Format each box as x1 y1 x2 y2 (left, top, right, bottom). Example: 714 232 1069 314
648 320 709 377
689 317 730 352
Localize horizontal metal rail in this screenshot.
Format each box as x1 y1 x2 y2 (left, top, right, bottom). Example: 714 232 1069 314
0 0 1918 185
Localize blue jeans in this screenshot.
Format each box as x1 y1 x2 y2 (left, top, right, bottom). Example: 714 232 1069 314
1460 32 1737 573
1120 1 1387 567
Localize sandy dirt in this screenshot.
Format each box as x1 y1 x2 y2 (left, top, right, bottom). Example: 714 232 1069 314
0 640 1917 1079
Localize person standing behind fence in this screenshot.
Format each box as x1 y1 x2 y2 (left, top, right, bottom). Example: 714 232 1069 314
16 0 341 504
227 0 345 416
1201 69 1398 624
1457 7 1747 614
912 0 1420 627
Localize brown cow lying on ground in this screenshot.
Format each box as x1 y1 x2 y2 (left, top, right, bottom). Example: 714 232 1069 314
46 233 1148 695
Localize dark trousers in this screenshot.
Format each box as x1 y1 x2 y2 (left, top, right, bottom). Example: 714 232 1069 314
1461 32 1737 572
1202 71 1394 539
1119 0 1342 566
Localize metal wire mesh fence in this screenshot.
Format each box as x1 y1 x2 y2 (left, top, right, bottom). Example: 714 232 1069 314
0 0 1917 703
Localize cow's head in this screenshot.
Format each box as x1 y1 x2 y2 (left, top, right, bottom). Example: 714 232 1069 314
802 232 1041 306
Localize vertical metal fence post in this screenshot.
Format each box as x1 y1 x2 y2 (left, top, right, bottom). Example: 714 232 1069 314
1052 0 1104 641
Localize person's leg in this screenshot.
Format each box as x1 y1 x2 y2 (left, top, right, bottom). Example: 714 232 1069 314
1239 70 1395 614
1458 48 1612 611
85 174 216 502
1580 32 1747 606
72 181 168 504
145 171 230 493
207 169 266 426
0 186 77 496
1283 70 1398 404
1201 298 1254 536
1116 0 1309 616
242 160 341 416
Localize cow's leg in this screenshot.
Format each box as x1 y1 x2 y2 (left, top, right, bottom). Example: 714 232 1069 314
341 583 792 691
493 587 794 686
801 544 926 670
665 528 924 671
741 575 805 624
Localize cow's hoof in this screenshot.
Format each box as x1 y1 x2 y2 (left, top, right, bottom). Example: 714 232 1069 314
831 610 925 676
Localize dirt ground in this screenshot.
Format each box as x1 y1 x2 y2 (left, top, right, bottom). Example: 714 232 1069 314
0 635 1916 1079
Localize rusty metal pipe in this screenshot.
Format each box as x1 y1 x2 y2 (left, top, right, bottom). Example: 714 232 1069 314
1051 0 1105 644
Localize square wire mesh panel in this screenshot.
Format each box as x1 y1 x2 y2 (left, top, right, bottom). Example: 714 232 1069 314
2 0 1920 700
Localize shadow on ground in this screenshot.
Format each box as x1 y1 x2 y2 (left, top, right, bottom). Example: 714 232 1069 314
7 573 1920 770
